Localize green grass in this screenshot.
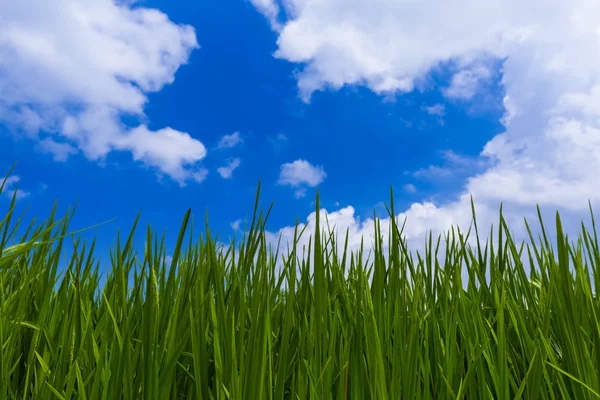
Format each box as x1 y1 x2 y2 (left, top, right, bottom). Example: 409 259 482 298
1 175 600 399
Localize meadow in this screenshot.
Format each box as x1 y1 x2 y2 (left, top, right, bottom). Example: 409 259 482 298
1 175 599 399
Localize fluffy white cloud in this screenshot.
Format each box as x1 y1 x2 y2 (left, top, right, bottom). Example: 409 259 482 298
265 200 484 268
118 125 208 185
279 159 326 185
257 0 600 260
0 0 204 184
1 176 30 200
269 0 518 101
217 132 243 149
217 157 241 179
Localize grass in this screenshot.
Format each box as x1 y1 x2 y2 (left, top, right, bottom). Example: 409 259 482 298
1 174 600 399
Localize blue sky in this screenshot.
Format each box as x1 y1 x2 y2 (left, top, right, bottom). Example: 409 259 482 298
2 0 600 259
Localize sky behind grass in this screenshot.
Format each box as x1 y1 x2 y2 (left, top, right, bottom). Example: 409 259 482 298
2 0 600 261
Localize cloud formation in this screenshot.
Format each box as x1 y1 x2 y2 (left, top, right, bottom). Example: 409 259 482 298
249 0 281 30
443 62 493 100
413 150 490 180
422 103 445 125
1 176 30 200
402 183 417 194
422 104 445 118
217 158 241 179
0 0 204 185
278 159 326 198
256 0 600 256
217 132 243 149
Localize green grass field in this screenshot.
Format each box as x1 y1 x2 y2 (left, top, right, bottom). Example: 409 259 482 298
1 176 599 399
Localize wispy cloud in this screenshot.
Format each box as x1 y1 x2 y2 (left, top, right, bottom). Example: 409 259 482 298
421 103 446 125
413 150 489 180
294 188 307 199
269 133 287 152
1 176 30 200
191 168 209 183
249 0 281 30
217 132 243 149
231 219 248 231
231 220 242 231
217 158 241 179
37 138 78 162
422 104 446 117
403 183 417 194
443 63 493 101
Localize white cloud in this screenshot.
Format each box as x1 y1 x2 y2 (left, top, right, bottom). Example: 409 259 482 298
231 219 248 231
217 157 241 179
269 132 288 152
278 159 326 186
0 0 204 184
256 0 600 259
191 168 209 183
1 176 30 200
422 104 445 118
403 183 417 194
443 63 493 100
217 132 243 149
422 103 445 125
294 187 307 198
231 219 242 231
267 0 523 101
37 138 78 162
414 150 489 180
249 0 281 30
278 159 326 199
266 202 480 269
118 125 208 185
